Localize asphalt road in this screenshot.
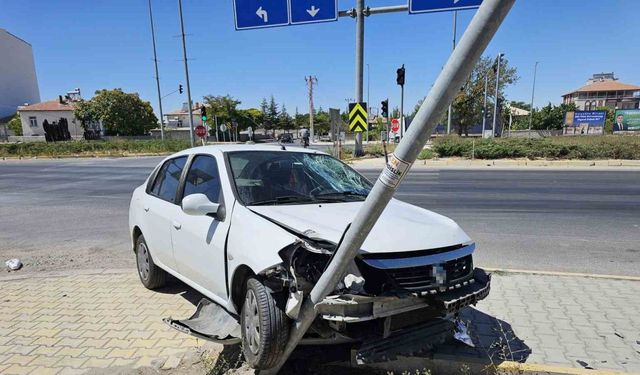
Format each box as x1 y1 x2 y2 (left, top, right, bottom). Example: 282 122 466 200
1 157 638 276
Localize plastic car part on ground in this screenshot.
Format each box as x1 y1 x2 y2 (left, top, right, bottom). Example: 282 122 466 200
5 258 22 271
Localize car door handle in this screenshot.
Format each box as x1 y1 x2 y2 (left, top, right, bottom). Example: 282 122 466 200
172 221 182 230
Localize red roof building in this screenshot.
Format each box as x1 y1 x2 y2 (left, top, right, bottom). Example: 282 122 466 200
562 73 640 111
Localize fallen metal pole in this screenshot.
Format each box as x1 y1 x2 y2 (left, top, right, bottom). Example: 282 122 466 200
262 0 515 372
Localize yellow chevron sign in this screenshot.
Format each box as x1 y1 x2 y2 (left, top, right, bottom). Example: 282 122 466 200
349 102 368 132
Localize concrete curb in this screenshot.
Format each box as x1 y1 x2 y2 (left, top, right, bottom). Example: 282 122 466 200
483 268 640 282
360 354 635 375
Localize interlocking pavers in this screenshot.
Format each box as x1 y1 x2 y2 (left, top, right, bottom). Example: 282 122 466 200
0 270 638 374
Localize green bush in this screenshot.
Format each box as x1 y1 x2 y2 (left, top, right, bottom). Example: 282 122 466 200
432 136 640 160
417 149 435 160
0 139 190 158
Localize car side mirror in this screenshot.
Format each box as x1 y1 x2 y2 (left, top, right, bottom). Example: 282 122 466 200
182 194 223 220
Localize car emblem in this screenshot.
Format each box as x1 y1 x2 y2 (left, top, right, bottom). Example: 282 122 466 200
434 264 447 291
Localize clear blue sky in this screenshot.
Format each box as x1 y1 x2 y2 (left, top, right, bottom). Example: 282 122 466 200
2 0 638 117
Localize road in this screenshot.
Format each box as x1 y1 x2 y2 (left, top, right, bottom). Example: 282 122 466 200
1 157 638 276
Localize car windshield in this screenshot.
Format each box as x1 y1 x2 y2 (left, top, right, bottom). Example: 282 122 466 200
227 151 372 206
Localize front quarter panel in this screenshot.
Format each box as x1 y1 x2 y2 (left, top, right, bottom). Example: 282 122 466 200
226 204 299 296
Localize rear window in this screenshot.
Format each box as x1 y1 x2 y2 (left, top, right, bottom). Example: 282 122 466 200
150 156 187 203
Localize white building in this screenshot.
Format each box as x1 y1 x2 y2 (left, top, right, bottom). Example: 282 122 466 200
164 102 204 128
0 28 40 118
17 96 87 138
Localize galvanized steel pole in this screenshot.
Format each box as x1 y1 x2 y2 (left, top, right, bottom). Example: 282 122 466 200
178 0 195 147
482 73 489 135
447 10 457 135
354 0 365 156
262 0 515 373
528 61 538 138
492 52 503 137
148 0 164 141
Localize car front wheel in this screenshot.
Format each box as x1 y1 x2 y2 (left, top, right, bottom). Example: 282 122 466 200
241 277 290 370
135 234 167 290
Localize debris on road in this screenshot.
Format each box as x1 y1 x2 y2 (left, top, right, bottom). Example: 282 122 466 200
5 258 22 271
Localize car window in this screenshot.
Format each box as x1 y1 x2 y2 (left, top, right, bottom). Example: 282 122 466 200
183 155 221 203
150 156 187 203
227 151 372 206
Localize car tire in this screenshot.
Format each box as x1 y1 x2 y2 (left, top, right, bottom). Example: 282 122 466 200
241 277 290 370
135 234 167 290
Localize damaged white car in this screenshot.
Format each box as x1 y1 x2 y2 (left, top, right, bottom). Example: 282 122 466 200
128 145 490 369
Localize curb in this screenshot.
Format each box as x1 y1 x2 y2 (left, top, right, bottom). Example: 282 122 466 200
483 267 640 282
359 354 635 375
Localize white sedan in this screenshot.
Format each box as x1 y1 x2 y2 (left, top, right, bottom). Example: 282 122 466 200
128 144 490 370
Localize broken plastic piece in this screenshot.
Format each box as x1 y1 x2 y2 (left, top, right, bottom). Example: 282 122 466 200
343 274 365 294
453 319 475 347
164 298 240 344
5 259 22 271
285 290 303 319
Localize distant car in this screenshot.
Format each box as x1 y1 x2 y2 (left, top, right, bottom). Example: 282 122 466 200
128 145 490 370
277 133 293 143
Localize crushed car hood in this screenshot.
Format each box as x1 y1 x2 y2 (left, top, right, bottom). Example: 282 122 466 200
249 199 471 254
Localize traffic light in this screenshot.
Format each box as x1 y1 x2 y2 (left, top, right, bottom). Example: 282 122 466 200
179 84 183 94
396 64 405 86
381 99 389 117
201 106 207 122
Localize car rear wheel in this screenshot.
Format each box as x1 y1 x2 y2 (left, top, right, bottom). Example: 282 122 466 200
135 234 167 290
241 277 289 370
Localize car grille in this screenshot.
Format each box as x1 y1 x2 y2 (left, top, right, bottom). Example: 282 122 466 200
357 255 474 294
388 255 473 292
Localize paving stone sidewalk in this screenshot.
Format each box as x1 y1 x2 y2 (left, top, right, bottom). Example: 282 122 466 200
0 270 639 375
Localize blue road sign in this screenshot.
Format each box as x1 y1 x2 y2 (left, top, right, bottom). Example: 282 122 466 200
409 0 483 14
234 0 289 30
290 0 338 25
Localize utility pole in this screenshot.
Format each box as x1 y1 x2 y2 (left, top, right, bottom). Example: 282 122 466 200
482 73 489 136
305 76 318 142
492 52 504 137
148 0 164 141
528 61 539 138
447 10 457 134
178 0 194 147
353 0 365 157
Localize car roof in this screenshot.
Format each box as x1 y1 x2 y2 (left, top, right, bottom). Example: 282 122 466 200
168 143 327 158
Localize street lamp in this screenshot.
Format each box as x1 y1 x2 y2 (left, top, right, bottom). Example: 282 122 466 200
528 61 539 138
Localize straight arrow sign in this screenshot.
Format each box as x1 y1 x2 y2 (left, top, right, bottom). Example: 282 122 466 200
290 0 338 24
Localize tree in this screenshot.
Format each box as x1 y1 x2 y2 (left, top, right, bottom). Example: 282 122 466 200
74 89 157 136
278 104 293 131
314 107 330 134
202 95 241 132
8 114 22 136
263 96 279 135
530 102 577 130
236 108 262 130
449 55 518 136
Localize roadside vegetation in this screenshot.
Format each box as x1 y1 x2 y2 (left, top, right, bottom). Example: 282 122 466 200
0 139 190 158
432 135 640 160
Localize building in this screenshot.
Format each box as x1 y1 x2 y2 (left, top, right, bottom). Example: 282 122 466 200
17 90 100 138
562 73 640 110
164 102 204 128
0 28 40 118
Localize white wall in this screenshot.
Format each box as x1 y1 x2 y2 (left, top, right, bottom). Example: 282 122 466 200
0 29 40 118
19 110 83 137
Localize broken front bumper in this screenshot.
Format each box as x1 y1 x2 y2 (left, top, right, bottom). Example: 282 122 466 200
316 268 491 323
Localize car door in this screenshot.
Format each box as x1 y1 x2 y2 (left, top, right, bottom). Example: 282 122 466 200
171 154 230 301
142 156 188 272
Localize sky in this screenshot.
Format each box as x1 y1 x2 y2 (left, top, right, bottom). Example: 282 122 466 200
1 0 639 118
